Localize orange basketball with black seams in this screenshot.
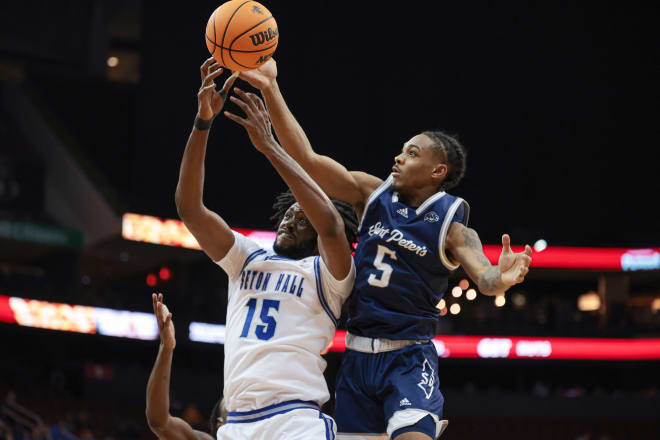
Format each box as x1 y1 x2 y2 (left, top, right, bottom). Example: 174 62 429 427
205 0 278 72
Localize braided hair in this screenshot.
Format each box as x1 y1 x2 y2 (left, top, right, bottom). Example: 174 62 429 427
270 190 358 248
422 130 467 191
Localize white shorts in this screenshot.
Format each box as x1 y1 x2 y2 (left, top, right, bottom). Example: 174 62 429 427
217 400 336 440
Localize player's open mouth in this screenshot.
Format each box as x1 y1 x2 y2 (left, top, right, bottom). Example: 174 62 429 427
391 166 400 177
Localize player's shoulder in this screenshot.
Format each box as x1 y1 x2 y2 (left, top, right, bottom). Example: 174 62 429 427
350 171 385 198
427 191 469 214
437 190 463 205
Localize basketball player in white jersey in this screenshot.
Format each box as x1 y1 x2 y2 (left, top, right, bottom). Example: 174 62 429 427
175 58 358 439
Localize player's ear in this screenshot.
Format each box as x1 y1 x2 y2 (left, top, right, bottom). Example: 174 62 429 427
431 163 448 182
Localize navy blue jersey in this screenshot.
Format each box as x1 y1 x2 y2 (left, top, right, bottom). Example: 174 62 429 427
346 175 469 340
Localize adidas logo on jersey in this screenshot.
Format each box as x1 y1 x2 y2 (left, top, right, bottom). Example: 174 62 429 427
399 397 412 407
396 208 408 218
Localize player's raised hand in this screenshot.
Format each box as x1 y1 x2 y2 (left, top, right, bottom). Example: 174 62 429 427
224 88 278 153
238 58 278 90
497 234 532 286
152 293 175 351
198 57 239 120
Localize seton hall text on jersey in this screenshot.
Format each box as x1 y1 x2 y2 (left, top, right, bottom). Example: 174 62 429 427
367 222 428 257
239 269 304 297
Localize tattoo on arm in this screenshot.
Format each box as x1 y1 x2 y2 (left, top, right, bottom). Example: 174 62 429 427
460 225 501 291
461 227 491 266
483 266 500 291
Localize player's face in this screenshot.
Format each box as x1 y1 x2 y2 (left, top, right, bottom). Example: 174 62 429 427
273 203 318 259
391 134 441 193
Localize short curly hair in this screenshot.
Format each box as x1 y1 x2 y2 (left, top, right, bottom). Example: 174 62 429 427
270 190 358 248
422 130 467 191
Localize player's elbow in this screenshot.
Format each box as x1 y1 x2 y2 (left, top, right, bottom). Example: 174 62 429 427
174 187 186 217
318 211 345 240
145 411 168 436
147 417 167 437
174 187 190 218
175 190 202 222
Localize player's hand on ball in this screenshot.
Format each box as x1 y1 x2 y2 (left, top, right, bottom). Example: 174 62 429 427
238 58 278 90
197 57 239 121
224 88 277 153
497 234 532 286
152 293 175 351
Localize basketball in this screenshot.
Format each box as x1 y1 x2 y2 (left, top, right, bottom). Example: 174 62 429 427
205 0 278 72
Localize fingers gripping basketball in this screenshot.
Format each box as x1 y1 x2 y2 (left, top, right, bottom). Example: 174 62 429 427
205 0 279 72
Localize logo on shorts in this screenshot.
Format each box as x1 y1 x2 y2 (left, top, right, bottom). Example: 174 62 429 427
399 397 412 407
424 211 440 223
417 358 435 399
396 208 408 218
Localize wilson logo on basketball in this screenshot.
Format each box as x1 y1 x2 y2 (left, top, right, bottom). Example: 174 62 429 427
249 27 278 46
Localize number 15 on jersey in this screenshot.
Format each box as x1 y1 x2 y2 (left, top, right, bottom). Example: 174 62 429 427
240 298 280 340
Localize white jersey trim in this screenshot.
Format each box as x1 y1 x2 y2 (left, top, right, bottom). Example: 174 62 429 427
415 191 446 216
358 175 393 234
386 408 443 438
438 198 470 271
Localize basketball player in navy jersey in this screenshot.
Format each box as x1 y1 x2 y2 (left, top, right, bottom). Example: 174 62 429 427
237 59 533 440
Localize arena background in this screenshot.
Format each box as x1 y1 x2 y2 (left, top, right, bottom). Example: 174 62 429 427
1 1 659 439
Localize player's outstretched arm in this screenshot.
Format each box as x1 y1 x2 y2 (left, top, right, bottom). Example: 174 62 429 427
445 223 533 296
225 91 352 279
239 60 382 215
146 294 214 440
175 58 239 262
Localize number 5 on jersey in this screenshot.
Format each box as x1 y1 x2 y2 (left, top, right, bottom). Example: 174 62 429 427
240 298 280 340
368 244 397 288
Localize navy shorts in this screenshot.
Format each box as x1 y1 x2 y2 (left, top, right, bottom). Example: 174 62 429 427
334 342 444 436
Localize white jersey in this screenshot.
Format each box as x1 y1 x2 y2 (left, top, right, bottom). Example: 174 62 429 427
216 231 355 413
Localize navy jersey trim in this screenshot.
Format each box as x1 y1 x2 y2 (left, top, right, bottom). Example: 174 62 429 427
358 175 393 233
241 249 266 273
226 400 319 423
438 198 470 270
314 256 339 327
264 254 296 262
